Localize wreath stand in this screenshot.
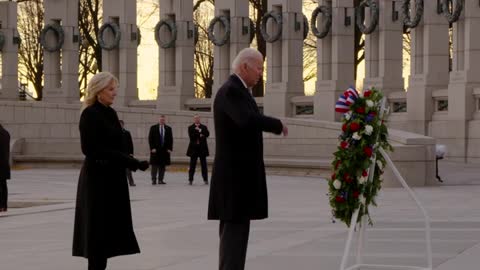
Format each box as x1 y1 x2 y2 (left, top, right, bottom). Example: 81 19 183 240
339 98 432 270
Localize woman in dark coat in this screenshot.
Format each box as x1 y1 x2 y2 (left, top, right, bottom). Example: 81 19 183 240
72 72 149 270
0 123 10 212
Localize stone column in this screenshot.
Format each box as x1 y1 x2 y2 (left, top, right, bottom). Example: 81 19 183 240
406 0 449 135
102 0 138 106
0 1 18 100
447 1 480 160
210 0 251 100
314 0 355 121
43 0 79 103
263 0 305 117
363 0 404 97
157 0 195 110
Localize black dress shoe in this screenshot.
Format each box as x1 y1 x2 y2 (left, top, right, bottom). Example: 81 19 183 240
204 180 209 185
152 181 157 185
159 181 166 185
188 181 193 185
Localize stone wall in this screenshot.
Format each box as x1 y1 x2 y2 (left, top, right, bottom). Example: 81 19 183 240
0 100 436 187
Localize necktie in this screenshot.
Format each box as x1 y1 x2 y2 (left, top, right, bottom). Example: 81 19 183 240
160 126 164 146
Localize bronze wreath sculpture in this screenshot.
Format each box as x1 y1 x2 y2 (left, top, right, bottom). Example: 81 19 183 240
441 0 463 24
98 22 121 51
155 19 177 49
207 15 230 46
355 0 379 35
402 0 424 29
311 5 332 39
260 10 283 43
40 23 65 52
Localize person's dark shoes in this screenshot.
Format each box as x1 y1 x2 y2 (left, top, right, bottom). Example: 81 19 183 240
188 180 193 185
159 180 166 185
152 180 157 185
204 180 209 185
129 183 136 186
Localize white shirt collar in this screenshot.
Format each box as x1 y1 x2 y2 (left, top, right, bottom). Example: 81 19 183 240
234 73 248 89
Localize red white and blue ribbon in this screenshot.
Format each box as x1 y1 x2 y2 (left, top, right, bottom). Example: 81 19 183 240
335 87 359 113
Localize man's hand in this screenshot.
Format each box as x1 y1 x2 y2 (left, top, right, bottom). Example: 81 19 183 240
138 160 149 171
151 149 157 153
282 124 288 137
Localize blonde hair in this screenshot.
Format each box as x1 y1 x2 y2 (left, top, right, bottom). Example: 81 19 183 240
81 72 118 110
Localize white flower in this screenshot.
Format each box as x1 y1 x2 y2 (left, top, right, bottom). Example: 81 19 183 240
364 125 373 136
344 111 352 120
377 160 384 170
352 132 362 140
359 195 366 204
366 100 375 107
333 179 342 190
358 176 367 184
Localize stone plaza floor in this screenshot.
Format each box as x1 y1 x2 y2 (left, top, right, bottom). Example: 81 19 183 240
1 161 480 270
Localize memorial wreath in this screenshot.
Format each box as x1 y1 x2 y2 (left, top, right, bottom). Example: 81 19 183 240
329 87 393 227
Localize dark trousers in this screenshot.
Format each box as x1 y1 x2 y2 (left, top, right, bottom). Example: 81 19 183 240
0 179 7 210
188 155 208 182
88 257 107 270
126 169 135 185
151 164 165 183
219 220 250 270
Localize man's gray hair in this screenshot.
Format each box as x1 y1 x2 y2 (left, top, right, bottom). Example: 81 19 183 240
231 48 263 72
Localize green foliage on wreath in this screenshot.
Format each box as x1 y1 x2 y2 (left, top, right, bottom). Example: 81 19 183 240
329 88 393 227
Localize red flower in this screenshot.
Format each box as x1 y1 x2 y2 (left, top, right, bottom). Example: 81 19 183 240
355 107 365 114
340 141 349 149
342 123 347 132
353 190 360 198
344 173 353 183
364 147 373 157
335 196 346 203
364 90 372 97
370 111 377 116
335 160 341 169
362 170 368 177
331 173 336 180
350 122 360 132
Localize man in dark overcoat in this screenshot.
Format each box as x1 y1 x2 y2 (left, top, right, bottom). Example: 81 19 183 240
186 114 210 185
120 120 136 186
0 123 11 212
148 115 173 185
208 48 288 270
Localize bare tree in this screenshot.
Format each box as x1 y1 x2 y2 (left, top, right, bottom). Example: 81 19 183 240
193 1 214 98
78 0 102 96
17 0 44 100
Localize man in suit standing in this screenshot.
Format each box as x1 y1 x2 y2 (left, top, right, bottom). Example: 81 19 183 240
186 115 210 185
120 120 136 186
0 123 11 213
148 115 173 185
208 48 288 270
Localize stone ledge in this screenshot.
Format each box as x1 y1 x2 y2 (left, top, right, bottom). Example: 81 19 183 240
13 154 332 169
